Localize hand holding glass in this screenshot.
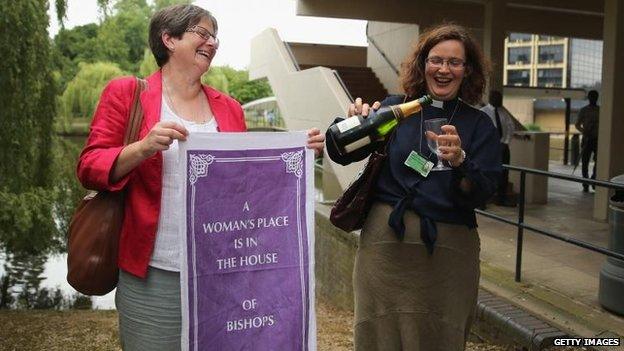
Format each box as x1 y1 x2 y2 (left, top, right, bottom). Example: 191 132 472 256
424 118 451 171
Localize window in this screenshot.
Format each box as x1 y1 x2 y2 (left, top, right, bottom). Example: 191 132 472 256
538 45 564 63
508 47 532 64
507 70 531 86
537 69 563 87
509 33 532 42
538 35 562 41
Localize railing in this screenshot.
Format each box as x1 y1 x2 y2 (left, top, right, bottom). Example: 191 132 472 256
283 41 300 71
548 132 580 165
476 164 624 282
365 23 399 76
332 70 354 103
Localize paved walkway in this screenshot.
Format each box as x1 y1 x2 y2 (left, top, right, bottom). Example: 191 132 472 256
477 161 624 340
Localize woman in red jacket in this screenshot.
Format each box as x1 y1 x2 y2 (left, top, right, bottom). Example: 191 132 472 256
77 4 324 350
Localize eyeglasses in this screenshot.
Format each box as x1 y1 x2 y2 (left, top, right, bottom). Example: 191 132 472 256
425 56 466 69
186 25 219 47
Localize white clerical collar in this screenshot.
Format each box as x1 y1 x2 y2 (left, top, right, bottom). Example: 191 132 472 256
431 99 444 109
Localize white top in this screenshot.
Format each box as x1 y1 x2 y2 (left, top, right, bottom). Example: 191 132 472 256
481 104 516 145
149 96 218 272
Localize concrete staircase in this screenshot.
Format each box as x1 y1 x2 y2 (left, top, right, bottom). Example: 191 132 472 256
300 64 388 104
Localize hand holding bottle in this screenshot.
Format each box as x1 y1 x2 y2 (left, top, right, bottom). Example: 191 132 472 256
329 95 432 157
348 97 381 117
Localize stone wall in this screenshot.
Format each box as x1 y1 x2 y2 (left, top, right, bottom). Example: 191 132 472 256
314 203 358 311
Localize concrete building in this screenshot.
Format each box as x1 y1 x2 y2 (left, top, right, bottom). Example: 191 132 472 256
504 33 602 90
250 0 624 220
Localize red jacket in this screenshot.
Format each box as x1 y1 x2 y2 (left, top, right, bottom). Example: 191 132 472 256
77 70 247 278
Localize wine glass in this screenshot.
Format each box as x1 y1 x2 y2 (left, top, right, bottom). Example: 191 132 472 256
424 118 451 171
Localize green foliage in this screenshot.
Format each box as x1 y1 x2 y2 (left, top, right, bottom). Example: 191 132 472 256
202 66 273 105
524 123 542 132
0 187 62 254
71 294 93 310
202 67 230 94
0 0 58 191
138 48 159 78
55 0 68 26
153 0 191 10
58 62 125 130
230 78 273 105
95 0 151 73
52 24 101 93
53 0 151 78
55 24 100 62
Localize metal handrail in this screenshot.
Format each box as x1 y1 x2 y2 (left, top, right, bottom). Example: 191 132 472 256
505 164 622 190
365 23 399 76
332 70 354 103
478 164 624 282
283 41 300 71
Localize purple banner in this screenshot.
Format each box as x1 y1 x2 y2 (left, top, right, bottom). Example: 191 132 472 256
181 137 314 351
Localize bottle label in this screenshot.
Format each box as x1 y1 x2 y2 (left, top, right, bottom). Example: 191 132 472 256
336 116 361 133
344 136 372 153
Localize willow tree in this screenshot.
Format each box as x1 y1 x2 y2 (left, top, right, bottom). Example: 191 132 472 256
0 0 67 255
58 62 125 131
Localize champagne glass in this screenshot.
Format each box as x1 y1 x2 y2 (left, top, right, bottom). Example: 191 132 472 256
424 118 451 171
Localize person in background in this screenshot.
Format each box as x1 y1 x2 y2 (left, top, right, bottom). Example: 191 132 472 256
481 90 516 206
575 90 599 192
326 23 500 350
77 5 324 350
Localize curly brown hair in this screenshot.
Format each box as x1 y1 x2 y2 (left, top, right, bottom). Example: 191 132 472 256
399 23 490 105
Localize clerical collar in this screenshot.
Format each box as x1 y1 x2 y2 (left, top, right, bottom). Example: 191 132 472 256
430 97 460 110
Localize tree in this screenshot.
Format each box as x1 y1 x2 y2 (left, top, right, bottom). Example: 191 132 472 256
58 62 126 124
0 0 68 258
138 48 159 78
153 0 191 10
201 66 273 105
95 0 151 73
202 67 230 94
230 78 273 105
52 23 101 90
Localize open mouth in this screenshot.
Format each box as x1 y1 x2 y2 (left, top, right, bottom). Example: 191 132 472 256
434 76 453 86
196 49 214 61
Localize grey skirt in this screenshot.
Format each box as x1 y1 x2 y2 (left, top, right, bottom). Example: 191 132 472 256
354 202 480 351
116 266 182 351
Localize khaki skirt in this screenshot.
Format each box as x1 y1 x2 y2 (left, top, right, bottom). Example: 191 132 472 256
354 202 480 351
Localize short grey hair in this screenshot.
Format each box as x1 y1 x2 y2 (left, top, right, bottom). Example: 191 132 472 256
149 4 218 67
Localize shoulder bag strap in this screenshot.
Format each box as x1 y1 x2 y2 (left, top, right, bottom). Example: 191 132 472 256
122 78 148 145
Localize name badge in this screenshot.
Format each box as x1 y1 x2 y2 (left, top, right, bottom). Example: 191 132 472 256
404 151 434 178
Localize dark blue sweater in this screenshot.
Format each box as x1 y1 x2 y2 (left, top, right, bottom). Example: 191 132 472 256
326 95 501 252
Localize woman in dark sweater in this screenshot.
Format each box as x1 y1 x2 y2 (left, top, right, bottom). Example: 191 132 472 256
326 24 501 350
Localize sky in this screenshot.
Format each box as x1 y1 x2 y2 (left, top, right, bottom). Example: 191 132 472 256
48 0 368 69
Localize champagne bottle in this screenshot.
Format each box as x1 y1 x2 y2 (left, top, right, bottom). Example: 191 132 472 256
328 95 432 157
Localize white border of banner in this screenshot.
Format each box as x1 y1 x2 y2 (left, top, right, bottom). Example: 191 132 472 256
178 132 316 351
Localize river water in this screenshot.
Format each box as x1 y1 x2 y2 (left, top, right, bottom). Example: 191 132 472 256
0 252 115 309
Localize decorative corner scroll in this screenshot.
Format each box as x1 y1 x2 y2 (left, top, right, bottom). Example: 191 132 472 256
189 154 215 185
281 150 303 178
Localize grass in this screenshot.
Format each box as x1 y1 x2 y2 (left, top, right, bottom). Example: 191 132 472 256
0 310 119 351
0 300 517 350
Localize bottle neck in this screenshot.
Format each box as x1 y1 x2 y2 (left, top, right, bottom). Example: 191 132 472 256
393 97 429 120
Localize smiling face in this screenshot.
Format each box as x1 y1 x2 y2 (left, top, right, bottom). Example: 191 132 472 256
168 17 218 74
424 39 467 101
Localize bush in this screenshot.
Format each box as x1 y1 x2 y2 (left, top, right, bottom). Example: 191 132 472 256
524 123 542 132
57 62 126 132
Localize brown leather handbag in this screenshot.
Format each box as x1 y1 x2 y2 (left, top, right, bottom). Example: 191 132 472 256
67 77 146 296
329 132 394 232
